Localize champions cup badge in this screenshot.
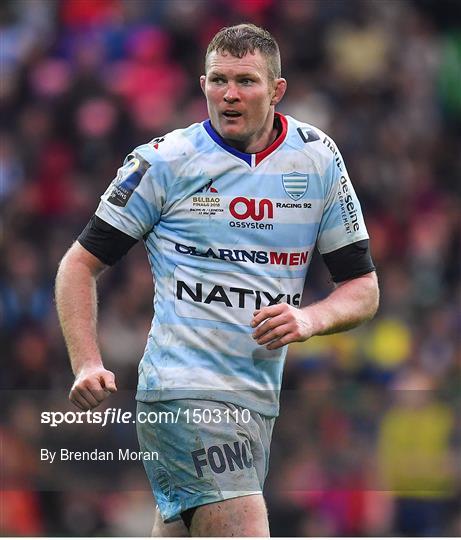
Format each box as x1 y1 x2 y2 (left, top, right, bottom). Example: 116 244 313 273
282 172 309 201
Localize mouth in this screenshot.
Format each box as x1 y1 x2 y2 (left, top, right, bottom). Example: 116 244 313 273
222 110 242 118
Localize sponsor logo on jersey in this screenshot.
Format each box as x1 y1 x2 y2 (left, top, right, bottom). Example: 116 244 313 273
282 172 309 201
189 193 223 216
297 127 320 143
338 175 360 233
229 197 273 221
197 179 218 193
174 268 304 324
228 197 274 229
229 221 273 230
175 243 309 266
276 202 312 209
176 280 301 310
107 155 150 207
150 136 165 149
189 180 222 215
322 136 343 172
191 441 253 478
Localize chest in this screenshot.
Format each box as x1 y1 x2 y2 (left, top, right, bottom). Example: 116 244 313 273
160 159 324 250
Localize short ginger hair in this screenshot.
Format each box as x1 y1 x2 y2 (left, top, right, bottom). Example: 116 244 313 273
205 23 281 80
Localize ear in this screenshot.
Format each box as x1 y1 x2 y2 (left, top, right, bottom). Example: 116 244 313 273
200 75 206 95
270 78 287 107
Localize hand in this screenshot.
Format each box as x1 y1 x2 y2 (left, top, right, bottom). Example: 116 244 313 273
251 303 314 350
69 366 117 410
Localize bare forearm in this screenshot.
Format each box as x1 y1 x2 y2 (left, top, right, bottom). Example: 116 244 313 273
252 271 379 350
55 245 105 376
303 272 379 337
56 243 116 410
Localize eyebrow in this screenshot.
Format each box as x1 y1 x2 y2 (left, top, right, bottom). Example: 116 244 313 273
208 71 258 79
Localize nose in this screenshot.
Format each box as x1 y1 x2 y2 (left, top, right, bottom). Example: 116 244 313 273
223 82 239 103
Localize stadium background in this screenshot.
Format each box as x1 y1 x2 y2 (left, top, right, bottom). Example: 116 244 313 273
1 0 460 536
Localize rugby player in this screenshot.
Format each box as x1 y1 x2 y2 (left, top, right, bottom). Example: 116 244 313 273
55 24 379 537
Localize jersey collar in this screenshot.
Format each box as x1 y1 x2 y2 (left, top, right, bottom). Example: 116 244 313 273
203 112 288 168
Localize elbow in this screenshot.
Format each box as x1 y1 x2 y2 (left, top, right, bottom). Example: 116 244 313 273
57 242 107 280
365 271 380 321
368 288 380 321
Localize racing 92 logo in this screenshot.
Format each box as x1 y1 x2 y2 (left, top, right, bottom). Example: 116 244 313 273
229 197 273 222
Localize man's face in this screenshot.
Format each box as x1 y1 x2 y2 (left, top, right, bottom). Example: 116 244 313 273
200 50 286 149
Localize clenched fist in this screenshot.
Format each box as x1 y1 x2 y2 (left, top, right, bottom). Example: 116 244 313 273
69 366 117 410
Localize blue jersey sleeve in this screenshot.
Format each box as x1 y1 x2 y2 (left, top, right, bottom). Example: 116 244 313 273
316 138 369 254
95 144 168 239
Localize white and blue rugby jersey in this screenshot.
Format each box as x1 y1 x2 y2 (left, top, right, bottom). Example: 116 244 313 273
95 113 369 416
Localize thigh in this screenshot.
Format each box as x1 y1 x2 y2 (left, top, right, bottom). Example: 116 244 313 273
190 493 269 536
151 506 189 537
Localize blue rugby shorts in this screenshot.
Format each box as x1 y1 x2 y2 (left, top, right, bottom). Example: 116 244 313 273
136 399 275 522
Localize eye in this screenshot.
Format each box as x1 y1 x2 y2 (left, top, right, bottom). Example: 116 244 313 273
240 78 253 85
211 77 225 84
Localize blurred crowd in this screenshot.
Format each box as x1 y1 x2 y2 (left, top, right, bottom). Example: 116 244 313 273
1 0 460 536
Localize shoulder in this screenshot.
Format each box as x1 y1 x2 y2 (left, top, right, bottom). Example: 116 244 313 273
284 115 343 173
125 122 207 171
